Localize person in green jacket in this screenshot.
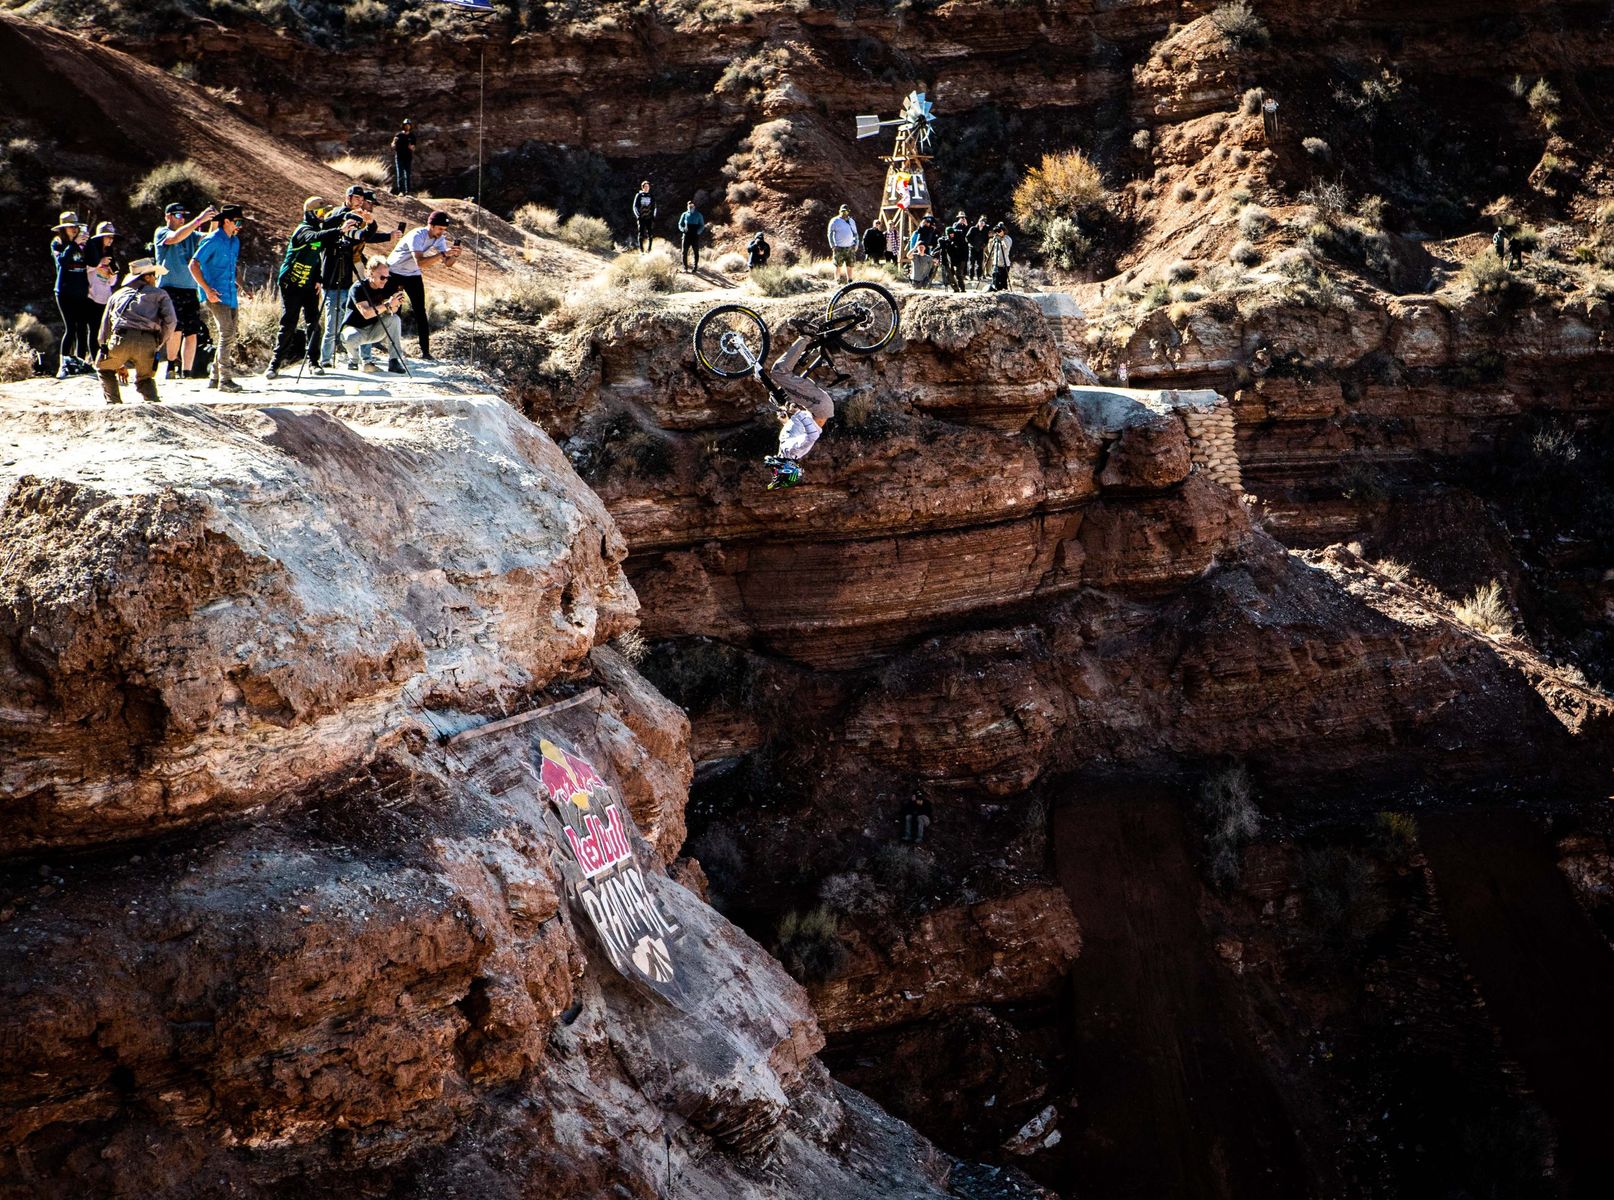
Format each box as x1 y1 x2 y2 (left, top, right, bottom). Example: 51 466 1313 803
268 196 333 378
678 201 705 272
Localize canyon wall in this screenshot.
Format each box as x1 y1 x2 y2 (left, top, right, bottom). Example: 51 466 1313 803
0 393 958 1199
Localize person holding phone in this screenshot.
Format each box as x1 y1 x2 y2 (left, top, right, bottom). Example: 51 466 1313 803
385 209 460 362
315 186 394 369
49 211 94 375
153 202 216 378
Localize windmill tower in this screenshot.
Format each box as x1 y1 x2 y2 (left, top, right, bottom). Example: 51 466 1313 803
856 91 937 263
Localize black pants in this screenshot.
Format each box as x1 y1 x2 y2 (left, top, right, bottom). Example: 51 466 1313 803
272 280 320 367
968 248 985 279
989 265 1009 292
681 235 699 271
396 272 430 355
637 217 654 252
944 255 967 292
55 293 96 362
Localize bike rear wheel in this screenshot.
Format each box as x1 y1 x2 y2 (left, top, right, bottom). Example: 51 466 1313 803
824 281 899 355
694 304 771 379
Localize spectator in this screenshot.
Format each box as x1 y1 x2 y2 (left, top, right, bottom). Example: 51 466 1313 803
940 217 969 292
85 222 120 356
386 209 461 362
94 257 177 405
632 181 657 253
678 201 705 272
188 204 246 393
909 239 936 288
341 257 408 374
967 215 989 281
827 204 859 283
392 119 417 196
49 211 93 377
267 197 332 379
862 218 887 264
152 202 215 379
1492 228 1506 261
317 186 393 369
900 795 932 843
915 213 941 252
886 220 901 263
747 230 771 269
987 223 1013 292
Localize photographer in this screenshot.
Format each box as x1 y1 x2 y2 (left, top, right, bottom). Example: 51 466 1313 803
340 257 408 373
986 222 1013 292
267 197 332 379
153 202 216 379
317 185 394 369
385 209 461 362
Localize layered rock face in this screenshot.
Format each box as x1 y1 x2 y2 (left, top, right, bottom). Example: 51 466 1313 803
0 394 953 1199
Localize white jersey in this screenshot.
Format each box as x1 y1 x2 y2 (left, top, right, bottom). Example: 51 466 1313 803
777 410 823 460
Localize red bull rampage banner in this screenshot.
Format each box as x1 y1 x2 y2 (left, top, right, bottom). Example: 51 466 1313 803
536 737 684 997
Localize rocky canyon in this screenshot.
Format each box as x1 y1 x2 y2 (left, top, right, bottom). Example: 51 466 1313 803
4 0 1614 1197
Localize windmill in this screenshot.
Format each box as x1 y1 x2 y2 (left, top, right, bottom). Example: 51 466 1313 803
856 91 937 263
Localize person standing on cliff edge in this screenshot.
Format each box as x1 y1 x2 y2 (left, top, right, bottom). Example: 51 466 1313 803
188 205 246 392
386 209 462 362
632 181 657 253
678 201 705 272
900 795 932 844
392 119 417 196
94 257 177 405
827 204 859 284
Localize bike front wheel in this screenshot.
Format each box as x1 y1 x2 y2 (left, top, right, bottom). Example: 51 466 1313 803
824 281 899 355
693 304 771 379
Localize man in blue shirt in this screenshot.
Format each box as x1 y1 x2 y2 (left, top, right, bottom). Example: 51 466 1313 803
188 205 246 392
678 201 704 272
152 201 215 379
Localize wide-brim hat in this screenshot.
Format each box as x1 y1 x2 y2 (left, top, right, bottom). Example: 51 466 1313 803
52 211 81 231
93 222 117 237
215 205 245 222
122 257 168 284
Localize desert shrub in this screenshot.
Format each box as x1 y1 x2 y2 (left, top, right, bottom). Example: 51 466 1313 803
1526 78 1559 115
1140 280 1173 311
838 390 891 439
1455 579 1510 635
568 408 673 483
715 46 788 96
50 177 101 209
713 251 747 274
484 272 562 321
8 313 52 354
547 285 636 334
129 160 219 214
1230 185 1253 205
1131 128 1153 152
1298 847 1389 950
1167 259 1197 282
229 285 279 372
1230 239 1262 266
869 843 945 913
1299 178 1350 216
1210 1 1270 48
817 871 884 919
1510 224 1541 251
512 203 562 235
325 154 389 187
1237 204 1272 237
1302 136 1331 161
343 0 391 32
1375 558 1411 582
1012 148 1109 227
1530 423 1579 464
1460 249 1513 296
1174 182 1197 202
1241 86 1266 116
747 264 819 295
689 826 745 899
1199 764 1261 888
1356 194 1387 227
604 249 679 293
1039 215 1093 270
0 330 36 382
557 214 614 253
611 628 649 665
1373 811 1420 866
773 907 850 982
168 60 199 81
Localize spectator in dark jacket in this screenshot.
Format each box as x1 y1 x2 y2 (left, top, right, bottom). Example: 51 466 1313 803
900 795 933 843
392 119 417 195
940 219 969 292
862 219 888 263
318 186 394 369
966 216 989 280
678 201 705 271
267 197 335 378
747 230 771 269
50 211 94 375
632 182 657 252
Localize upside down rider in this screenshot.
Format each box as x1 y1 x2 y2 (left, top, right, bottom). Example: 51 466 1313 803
762 330 839 489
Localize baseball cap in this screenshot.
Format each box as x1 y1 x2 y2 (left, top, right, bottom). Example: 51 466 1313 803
427 209 452 227
216 205 245 221
164 202 189 216
346 183 365 197
303 195 326 214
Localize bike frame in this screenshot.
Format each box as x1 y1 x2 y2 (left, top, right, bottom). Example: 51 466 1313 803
716 314 857 407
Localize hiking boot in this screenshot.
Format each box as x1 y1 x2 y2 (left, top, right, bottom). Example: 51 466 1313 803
309 361 325 376
387 360 406 375
345 359 360 371
361 361 381 374
416 354 437 364
216 380 244 393
265 365 280 380
205 378 219 390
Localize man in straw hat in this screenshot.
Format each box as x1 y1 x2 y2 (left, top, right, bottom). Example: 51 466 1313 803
94 257 178 405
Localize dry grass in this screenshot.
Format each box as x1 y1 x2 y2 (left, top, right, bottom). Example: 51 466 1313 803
612 629 649 665
557 214 614 254
229 285 280 373
604 249 681 294
0 330 36 382
1460 250 1513 296
1211 1 1270 47
129 159 219 214
714 251 748 274
747 264 822 296
1375 558 1411 582
512 203 562 236
1454 580 1511 635
326 155 389 187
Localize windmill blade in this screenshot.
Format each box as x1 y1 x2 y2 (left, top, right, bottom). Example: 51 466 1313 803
855 114 883 139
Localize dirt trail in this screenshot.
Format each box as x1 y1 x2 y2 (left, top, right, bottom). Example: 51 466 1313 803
1421 810 1614 1198
1052 789 1309 1199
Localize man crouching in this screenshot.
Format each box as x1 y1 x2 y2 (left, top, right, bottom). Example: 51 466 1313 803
95 257 178 404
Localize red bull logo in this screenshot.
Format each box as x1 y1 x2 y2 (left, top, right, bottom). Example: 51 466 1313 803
539 738 605 812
